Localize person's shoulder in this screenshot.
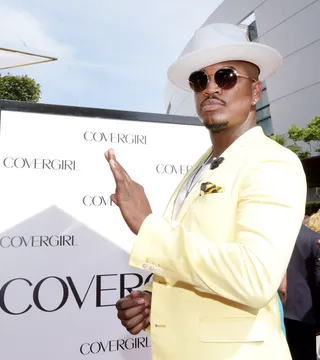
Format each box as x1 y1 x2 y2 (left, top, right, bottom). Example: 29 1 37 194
301 224 320 241
244 129 303 171
298 225 320 256
258 132 301 162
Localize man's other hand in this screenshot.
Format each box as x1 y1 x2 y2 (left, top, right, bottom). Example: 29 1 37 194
116 290 151 335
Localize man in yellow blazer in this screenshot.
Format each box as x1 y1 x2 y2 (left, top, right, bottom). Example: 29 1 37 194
105 23 307 359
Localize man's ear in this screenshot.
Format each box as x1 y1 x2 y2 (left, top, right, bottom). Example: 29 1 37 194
252 81 262 104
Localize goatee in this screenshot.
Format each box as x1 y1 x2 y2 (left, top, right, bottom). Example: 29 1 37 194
204 122 228 133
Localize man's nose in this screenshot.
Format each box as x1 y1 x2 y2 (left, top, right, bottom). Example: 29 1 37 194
204 76 222 96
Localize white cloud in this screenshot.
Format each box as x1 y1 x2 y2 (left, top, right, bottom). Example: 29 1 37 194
0 0 224 113
0 4 73 58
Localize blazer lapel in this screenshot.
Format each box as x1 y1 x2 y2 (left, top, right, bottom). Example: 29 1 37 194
163 147 213 219
174 163 214 222
174 126 264 222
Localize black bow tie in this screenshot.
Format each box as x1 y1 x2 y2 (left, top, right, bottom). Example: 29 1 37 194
210 157 225 170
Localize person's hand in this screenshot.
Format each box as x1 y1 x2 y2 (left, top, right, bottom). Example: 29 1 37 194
116 290 152 335
105 149 152 235
278 291 287 306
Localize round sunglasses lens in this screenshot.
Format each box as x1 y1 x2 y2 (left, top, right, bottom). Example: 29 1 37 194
189 71 208 92
215 68 237 90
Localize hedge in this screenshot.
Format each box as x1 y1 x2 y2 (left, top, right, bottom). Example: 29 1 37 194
306 202 320 216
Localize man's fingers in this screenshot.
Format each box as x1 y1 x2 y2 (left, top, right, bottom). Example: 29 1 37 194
112 158 132 183
109 159 126 184
128 317 150 335
117 305 146 321
105 149 116 162
144 307 150 316
108 148 115 161
128 322 145 335
116 296 145 311
131 290 152 307
116 161 131 181
116 291 151 335
122 312 146 330
105 149 131 183
105 150 124 184
116 291 149 311
130 290 143 299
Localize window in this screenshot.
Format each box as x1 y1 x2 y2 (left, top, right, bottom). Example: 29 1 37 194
239 13 258 41
256 105 270 121
239 14 273 134
256 88 273 134
258 85 269 108
248 21 258 41
258 117 274 135
256 86 273 134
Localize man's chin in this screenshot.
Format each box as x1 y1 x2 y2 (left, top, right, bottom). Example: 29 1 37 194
204 122 228 133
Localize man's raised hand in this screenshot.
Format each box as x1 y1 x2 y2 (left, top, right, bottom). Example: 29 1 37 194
105 149 152 235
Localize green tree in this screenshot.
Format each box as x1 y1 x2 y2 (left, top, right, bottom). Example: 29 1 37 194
288 117 320 156
0 74 41 102
268 134 287 146
269 116 320 160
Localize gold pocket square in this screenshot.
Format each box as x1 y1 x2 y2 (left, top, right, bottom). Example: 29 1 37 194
200 182 223 195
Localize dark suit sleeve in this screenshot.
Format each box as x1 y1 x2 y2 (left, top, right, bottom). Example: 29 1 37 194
315 245 320 327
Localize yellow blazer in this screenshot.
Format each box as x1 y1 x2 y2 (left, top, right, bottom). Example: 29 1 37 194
129 127 307 360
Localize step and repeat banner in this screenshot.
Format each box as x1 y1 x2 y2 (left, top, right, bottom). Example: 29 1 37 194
0 109 209 359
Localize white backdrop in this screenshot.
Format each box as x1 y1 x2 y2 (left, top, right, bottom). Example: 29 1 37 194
0 109 210 359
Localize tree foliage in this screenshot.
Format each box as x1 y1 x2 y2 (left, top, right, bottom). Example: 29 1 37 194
269 116 320 159
268 134 286 146
0 74 41 102
288 117 320 155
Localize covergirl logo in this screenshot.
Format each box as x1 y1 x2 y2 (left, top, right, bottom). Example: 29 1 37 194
156 164 192 175
2 157 77 170
82 195 117 207
84 132 147 145
0 235 76 248
0 273 152 315
80 336 151 355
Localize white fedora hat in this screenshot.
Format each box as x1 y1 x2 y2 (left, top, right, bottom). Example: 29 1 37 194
168 23 283 91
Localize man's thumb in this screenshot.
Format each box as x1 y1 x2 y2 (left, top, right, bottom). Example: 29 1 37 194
130 290 142 298
130 290 151 305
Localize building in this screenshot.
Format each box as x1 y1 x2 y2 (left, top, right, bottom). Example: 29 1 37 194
165 0 320 137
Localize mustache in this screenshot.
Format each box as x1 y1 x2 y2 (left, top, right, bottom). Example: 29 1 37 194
201 94 226 108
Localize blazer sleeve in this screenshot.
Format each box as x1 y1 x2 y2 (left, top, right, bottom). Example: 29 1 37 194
142 280 153 293
129 156 307 309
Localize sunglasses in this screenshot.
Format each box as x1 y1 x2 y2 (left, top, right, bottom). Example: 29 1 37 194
189 67 257 93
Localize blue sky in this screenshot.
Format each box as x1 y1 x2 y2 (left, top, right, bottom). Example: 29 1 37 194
0 0 224 114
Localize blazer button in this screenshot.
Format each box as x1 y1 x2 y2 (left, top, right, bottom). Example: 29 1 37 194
154 267 162 275
149 265 155 272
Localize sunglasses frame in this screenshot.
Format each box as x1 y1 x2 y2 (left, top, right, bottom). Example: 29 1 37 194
189 66 257 93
